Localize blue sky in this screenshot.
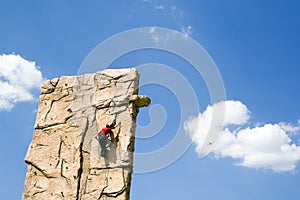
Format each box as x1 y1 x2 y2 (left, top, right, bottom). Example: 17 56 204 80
1 1 300 199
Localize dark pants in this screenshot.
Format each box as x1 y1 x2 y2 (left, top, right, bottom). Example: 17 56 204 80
98 133 107 157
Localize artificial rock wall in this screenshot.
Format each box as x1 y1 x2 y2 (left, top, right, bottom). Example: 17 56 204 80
23 68 150 200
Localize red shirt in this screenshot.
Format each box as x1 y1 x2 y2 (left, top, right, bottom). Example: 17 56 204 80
100 127 115 135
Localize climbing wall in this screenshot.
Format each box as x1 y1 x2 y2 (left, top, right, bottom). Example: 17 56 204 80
22 68 150 200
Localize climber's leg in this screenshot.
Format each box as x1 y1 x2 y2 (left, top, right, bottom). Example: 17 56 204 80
99 134 107 157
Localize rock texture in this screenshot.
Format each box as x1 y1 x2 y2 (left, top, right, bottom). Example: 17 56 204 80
23 68 150 200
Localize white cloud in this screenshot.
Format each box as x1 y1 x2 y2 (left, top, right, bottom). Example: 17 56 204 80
180 25 193 37
146 27 176 44
148 27 156 34
185 100 249 152
278 122 300 134
0 54 43 111
147 27 160 43
155 4 165 10
184 100 300 172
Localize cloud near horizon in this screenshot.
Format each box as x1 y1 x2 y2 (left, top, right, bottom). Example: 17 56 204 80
184 100 300 173
0 54 43 111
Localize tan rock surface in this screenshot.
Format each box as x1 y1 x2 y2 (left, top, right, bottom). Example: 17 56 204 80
23 68 150 200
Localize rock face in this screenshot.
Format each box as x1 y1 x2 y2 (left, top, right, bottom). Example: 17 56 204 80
23 68 150 200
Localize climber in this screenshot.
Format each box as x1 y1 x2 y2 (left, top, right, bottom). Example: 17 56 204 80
97 120 117 157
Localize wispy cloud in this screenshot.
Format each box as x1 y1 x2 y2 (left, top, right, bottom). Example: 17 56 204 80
155 4 165 10
145 26 194 45
0 54 43 111
184 100 300 173
147 27 160 43
139 1 192 37
180 25 193 37
171 5 176 11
